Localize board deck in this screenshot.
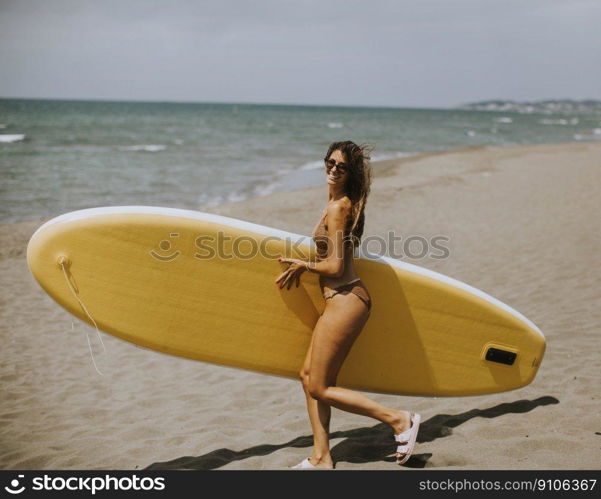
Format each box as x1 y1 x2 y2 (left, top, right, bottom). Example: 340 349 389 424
26 206 545 396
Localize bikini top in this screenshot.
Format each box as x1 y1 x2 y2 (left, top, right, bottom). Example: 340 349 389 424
312 209 354 260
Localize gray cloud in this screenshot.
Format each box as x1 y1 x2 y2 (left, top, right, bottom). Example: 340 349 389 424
1 0 599 107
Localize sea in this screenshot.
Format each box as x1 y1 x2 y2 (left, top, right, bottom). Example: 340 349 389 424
1 98 600 224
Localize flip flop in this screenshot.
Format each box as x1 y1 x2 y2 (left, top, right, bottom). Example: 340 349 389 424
290 457 316 469
394 412 421 465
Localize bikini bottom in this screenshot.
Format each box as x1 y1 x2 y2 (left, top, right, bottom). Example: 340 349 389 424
322 278 371 312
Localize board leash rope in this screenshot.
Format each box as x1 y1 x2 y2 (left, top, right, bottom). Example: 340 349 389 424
58 256 106 375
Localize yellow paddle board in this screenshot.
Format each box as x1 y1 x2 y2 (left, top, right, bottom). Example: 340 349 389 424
26 206 545 396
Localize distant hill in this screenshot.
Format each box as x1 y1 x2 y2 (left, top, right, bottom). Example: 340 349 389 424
457 99 601 115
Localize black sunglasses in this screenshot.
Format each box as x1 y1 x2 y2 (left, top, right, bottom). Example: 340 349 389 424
324 158 349 174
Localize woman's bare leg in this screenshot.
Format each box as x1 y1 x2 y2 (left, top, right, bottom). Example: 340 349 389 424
299 315 334 468
308 293 413 460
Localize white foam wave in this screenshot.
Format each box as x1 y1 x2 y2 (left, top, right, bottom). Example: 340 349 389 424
119 144 167 152
573 131 601 141
540 119 567 125
299 160 325 171
199 191 247 207
327 122 344 128
0 134 25 143
539 118 579 126
253 181 280 197
197 180 282 209
371 151 417 162
494 117 513 124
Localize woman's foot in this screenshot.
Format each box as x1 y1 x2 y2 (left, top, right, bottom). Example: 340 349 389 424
308 453 334 469
291 449 334 469
390 409 412 435
390 410 413 460
391 411 421 465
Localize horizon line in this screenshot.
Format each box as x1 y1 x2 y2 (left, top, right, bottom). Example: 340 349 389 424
0 95 455 111
2 95 599 111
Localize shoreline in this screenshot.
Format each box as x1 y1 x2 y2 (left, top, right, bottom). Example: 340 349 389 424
1 140 596 235
2 140 600 469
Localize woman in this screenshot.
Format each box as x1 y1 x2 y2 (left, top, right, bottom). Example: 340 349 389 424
275 141 420 469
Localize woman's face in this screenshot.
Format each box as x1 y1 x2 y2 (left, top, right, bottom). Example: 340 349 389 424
325 149 349 187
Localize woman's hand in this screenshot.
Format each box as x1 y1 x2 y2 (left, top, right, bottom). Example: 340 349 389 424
275 257 308 290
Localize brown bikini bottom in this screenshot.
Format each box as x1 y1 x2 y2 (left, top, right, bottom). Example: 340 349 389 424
322 278 371 312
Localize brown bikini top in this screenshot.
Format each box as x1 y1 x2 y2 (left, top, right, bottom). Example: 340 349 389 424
312 209 354 260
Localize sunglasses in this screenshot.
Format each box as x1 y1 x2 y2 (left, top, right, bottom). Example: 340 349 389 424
324 158 349 174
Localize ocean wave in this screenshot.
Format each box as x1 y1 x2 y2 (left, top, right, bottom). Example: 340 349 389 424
198 151 421 209
0 124 7 129
34 145 112 153
574 131 601 141
371 151 418 162
119 144 167 152
197 179 283 209
494 117 513 124
0 134 25 143
327 122 344 128
539 118 579 126
252 181 280 197
198 191 247 207
299 160 325 171
460 100 601 115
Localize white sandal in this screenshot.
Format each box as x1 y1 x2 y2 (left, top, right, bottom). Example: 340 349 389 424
290 457 316 469
394 412 421 465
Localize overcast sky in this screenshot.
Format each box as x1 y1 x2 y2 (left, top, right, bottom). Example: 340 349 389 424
1 0 599 108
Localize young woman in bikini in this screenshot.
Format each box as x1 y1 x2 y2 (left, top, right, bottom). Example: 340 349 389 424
275 141 420 469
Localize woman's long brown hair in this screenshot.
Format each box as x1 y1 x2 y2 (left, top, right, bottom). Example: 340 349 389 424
324 140 373 249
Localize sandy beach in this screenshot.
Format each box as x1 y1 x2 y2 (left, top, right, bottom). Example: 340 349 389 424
1 141 600 470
